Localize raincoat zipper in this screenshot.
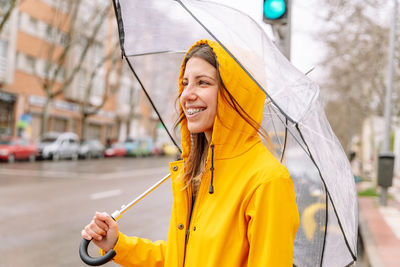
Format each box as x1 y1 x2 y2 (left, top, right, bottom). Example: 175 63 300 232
182 159 210 267
182 174 194 267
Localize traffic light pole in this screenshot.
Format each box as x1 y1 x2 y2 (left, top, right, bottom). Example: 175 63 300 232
271 0 292 60
383 0 398 153
379 0 398 206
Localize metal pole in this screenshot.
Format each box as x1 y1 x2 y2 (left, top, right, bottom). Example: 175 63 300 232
272 0 291 60
379 0 398 206
285 0 292 60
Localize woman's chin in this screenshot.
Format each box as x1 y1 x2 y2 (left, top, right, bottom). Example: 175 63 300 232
188 125 211 135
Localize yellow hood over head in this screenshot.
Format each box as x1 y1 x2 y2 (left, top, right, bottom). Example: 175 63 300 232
178 39 266 160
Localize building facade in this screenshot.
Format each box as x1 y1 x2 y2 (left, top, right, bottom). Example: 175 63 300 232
0 0 158 144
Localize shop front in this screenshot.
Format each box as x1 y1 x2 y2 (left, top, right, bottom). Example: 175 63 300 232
0 91 16 136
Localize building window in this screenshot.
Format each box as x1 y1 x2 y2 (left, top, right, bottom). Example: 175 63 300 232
44 23 67 46
0 102 13 136
87 123 101 140
25 54 36 72
45 24 53 39
16 52 37 74
42 0 69 13
0 40 7 80
28 16 38 33
52 117 67 133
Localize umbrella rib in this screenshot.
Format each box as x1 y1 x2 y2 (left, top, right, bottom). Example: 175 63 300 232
111 0 182 154
265 103 288 163
296 124 357 263
126 51 186 57
123 56 182 154
112 0 125 58
280 117 288 163
296 124 329 267
268 105 309 155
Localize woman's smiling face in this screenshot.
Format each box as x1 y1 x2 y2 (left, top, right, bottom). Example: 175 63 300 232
180 56 219 141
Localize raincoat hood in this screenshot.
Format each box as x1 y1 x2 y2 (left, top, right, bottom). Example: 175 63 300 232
178 39 266 161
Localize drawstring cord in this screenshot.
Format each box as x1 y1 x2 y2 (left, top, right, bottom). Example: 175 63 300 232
209 144 215 194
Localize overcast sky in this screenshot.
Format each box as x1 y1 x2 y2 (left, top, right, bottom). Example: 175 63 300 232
291 0 325 79
212 0 326 80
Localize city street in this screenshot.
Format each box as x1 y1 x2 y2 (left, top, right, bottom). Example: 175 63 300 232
0 156 175 267
1 0 399 266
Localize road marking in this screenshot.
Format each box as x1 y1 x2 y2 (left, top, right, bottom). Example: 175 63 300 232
90 189 122 200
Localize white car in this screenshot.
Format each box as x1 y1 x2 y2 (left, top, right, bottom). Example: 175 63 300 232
79 139 105 159
37 132 80 161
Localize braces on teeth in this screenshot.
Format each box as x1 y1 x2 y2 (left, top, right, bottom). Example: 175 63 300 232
187 108 204 115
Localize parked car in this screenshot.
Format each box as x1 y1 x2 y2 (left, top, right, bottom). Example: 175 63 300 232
151 142 164 156
151 138 164 156
37 132 80 161
123 139 140 157
79 139 105 159
141 137 153 157
0 136 38 163
136 137 153 157
163 143 179 156
104 142 127 157
124 138 153 157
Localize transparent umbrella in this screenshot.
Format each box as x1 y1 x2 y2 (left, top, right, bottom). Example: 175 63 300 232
80 1 358 266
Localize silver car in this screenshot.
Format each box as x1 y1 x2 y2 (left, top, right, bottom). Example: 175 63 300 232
37 132 80 161
79 139 105 159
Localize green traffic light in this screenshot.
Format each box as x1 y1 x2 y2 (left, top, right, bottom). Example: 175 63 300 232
263 0 286 20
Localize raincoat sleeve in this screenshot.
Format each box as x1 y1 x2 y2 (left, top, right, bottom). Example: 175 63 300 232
102 232 166 267
246 174 299 267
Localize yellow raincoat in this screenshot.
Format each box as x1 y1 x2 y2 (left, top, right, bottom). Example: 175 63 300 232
108 40 299 267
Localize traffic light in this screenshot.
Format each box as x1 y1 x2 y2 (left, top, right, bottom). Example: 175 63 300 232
263 0 289 25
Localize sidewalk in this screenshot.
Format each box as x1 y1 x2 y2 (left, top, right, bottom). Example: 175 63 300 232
357 177 400 267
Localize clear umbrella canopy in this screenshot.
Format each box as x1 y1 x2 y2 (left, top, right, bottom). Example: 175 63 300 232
112 0 358 266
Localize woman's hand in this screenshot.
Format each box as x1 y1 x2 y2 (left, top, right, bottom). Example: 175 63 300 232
81 212 119 252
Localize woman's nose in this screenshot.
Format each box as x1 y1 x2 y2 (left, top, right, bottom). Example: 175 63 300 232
181 86 197 103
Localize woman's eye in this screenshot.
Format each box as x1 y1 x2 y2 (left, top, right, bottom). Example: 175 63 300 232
199 80 209 85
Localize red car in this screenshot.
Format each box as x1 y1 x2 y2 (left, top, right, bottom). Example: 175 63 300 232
0 137 38 163
104 142 127 157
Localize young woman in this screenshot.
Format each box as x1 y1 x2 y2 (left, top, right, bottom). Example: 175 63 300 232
82 39 299 266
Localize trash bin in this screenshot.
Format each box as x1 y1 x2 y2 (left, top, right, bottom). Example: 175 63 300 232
377 152 395 188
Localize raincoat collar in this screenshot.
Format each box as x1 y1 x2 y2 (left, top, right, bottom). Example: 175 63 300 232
178 39 266 161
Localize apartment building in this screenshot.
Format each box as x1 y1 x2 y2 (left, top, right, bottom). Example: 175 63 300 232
0 0 163 145
0 0 18 138
0 0 125 143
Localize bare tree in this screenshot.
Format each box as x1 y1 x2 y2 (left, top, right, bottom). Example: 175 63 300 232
0 0 18 34
125 82 138 139
79 41 123 139
317 0 400 149
32 0 112 135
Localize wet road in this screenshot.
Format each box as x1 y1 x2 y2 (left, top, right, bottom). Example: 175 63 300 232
0 156 175 267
